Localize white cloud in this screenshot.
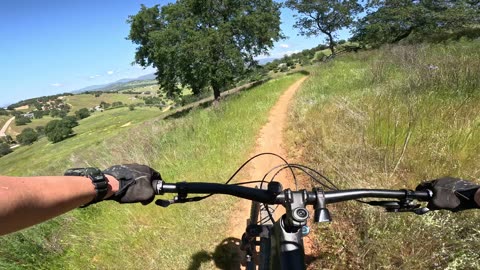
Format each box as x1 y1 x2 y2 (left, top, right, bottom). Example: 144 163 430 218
51 83 62 87
89 74 101 79
280 44 289 48
107 70 114 75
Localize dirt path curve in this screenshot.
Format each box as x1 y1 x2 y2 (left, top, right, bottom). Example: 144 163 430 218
0 117 15 137
226 76 312 262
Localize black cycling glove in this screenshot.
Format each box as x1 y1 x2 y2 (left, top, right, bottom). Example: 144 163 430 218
416 177 480 212
103 164 162 205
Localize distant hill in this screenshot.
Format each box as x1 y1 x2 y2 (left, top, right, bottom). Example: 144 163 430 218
71 73 157 94
257 57 278 65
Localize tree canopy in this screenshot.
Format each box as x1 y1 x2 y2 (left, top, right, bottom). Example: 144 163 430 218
352 0 480 47
286 0 363 55
45 119 74 143
17 128 39 145
127 0 283 101
75 108 91 119
0 143 11 157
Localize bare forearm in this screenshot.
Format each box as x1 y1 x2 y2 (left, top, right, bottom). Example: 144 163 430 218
0 175 118 235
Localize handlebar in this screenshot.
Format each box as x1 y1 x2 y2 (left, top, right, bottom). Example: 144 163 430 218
153 180 432 205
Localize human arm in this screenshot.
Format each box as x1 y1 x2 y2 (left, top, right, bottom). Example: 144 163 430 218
0 175 119 236
0 164 161 236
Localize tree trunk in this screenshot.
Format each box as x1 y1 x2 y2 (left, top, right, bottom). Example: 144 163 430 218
326 32 335 55
212 85 221 107
213 86 221 101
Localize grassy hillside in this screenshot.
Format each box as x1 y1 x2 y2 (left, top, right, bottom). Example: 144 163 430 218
0 107 166 176
65 93 138 112
7 116 56 136
0 73 305 269
0 116 10 130
287 41 480 269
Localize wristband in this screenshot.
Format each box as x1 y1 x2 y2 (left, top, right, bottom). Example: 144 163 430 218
64 167 109 207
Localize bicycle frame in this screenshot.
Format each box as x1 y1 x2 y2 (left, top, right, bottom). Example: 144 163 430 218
245 188 314 270
269 215 306 270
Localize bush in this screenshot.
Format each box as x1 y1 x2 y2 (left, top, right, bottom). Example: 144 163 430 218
0 142 11 157
15 116 32 126
50 110 67 118
33 111 44 119
75 108 91 119
15 116 31 126
17 128 38 145
62 116 79 128
100 101 111 109
35 126 45 136
0 109 9 116
129 104 135 111
112 101 124 108
45 120 73 143
0 135 14 144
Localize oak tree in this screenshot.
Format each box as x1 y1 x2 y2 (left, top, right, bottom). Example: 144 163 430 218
127 0 283 101
286 0 363 55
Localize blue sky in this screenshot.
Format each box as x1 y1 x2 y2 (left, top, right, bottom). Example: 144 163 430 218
0 0 350 107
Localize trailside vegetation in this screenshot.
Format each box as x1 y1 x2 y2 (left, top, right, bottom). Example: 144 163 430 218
288 40 480 269
127 0 283 101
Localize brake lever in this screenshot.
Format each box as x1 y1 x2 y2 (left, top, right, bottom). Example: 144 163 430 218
366 200 430 215
155 196 205 207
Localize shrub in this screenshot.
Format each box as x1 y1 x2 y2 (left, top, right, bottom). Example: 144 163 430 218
33 111 44 119
100 101 111 109
45 120 73 143
61 116 79 128
75 108 91 119
15 116 31 126
112 101 124 108
50 110 67 118
35 126 45 136
0 143 11 157
17 128 38 145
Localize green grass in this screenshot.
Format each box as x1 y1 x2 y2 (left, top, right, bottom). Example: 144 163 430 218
287 40 480 269
0 107 165 176
0 73 305 269
8 116 56 136
0 116 10 130
65 93 140 112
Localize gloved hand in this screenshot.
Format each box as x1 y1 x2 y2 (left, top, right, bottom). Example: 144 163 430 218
103 164 162 205
416 177 480 212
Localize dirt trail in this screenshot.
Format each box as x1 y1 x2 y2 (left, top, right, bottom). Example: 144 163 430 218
226 76 313 259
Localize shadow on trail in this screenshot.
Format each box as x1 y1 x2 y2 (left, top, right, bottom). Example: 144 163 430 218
188 237 243 270
187 237 320 270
